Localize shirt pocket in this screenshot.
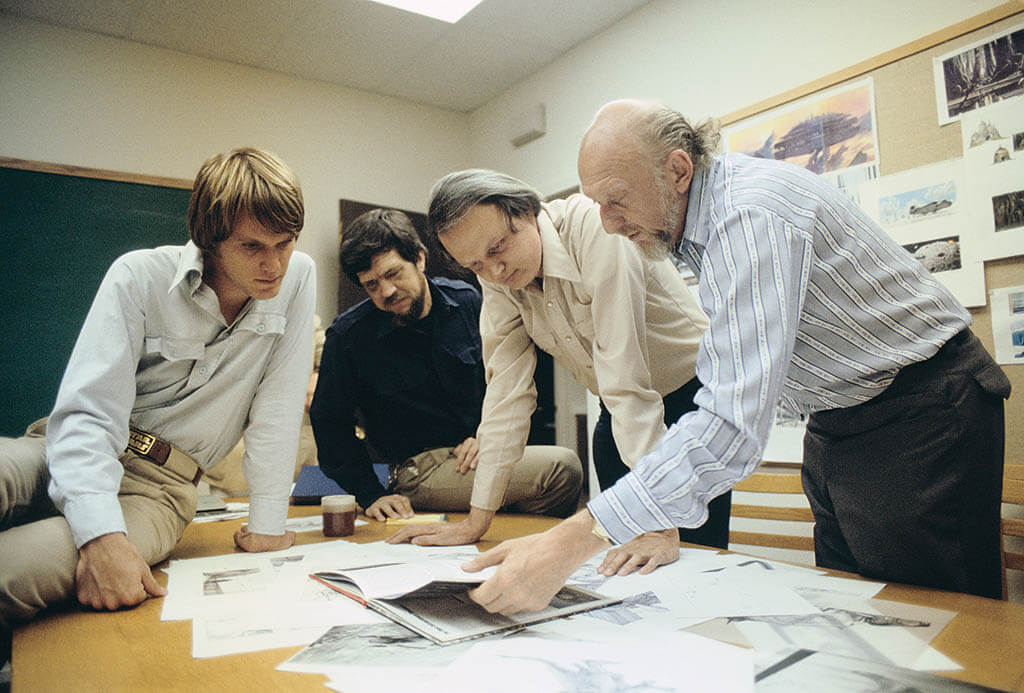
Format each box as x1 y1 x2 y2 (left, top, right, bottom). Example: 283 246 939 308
236 311 287 337
573 313 595 345
136 336 206 399
144 336 205 361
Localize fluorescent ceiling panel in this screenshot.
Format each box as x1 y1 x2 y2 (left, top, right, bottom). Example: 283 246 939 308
365 0 484 23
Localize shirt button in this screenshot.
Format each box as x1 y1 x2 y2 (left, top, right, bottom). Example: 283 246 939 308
256 324 266 333
564 335 571 341
199 366 208 374
546 301 553 308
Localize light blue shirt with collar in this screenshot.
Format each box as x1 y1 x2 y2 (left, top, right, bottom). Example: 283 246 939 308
46 241 316 547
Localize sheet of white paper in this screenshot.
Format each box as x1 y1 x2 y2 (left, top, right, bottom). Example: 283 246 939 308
190 563 386 658
756 648 974 691
192 614 331 659
423 632 753 693
988 285 1024 364
325 669 443 693
595 554 820 620
277 622 475 676
161 551 292 621
190 501 249 523
284 514 369 533
730 594 961 674
970 159 1024 261
858 158 986 307
160 540 392 621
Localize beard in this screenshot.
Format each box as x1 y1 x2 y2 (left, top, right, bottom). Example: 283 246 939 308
636 175 683 262
389 275 429 328
637 228 674 261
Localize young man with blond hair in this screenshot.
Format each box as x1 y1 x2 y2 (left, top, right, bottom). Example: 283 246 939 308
0 147 316 661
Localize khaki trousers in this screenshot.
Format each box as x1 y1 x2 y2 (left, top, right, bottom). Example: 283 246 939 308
393 444 582 519
0 421 197 630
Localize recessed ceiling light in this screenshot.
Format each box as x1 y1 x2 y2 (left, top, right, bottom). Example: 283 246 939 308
365 0 484 23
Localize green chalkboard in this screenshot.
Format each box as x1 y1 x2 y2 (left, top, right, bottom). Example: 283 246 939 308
1 162 193 437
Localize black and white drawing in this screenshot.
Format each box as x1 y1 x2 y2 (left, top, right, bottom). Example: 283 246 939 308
902 235 962 273
993 188 1024 232
935 24 1024 123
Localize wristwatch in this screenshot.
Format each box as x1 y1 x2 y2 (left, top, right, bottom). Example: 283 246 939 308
591 517 612 544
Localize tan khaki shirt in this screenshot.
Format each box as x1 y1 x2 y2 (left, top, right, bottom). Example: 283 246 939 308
470 194 708 510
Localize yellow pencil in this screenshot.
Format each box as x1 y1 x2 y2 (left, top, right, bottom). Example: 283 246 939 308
385 513 448 525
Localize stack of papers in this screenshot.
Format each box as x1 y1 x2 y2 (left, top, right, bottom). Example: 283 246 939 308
158 539 966 692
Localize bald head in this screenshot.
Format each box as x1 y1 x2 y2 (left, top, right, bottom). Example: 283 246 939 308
578 98 658 174
578 99 710 253
580 99 720 178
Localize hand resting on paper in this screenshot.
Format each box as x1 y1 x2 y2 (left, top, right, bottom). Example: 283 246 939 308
597 528 679 576
233 525 296 552
387 506 495 545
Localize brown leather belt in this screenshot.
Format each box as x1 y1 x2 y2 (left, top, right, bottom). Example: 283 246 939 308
126 429 203 484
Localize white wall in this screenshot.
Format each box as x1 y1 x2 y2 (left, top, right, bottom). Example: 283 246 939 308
0 14 471 322
1 2 1007 316
467 0 1007 195
471 0 1019 600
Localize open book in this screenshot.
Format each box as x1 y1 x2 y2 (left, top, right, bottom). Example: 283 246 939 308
310 557 620 645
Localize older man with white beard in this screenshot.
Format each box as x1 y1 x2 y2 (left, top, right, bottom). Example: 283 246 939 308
457 99 1010 616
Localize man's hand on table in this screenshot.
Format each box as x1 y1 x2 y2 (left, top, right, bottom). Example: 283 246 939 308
451 437 479 474
597 528 679 576
461 509 608 615
365 494 414 521
76 532 166 610
387 506 495 545
233 525 296 552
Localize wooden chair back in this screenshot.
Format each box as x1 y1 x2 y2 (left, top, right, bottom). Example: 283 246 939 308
729 470 814 552
1002 463 1024 600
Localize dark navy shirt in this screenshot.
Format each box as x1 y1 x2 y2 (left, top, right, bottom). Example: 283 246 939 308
310 277 484 508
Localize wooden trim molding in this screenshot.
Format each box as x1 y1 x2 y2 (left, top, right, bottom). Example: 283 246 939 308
719 1 1024 126
0 156 193 190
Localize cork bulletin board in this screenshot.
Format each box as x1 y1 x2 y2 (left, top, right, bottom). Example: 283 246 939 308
720 2 1024 465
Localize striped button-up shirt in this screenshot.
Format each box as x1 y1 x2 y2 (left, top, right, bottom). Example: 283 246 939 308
588 153 969 543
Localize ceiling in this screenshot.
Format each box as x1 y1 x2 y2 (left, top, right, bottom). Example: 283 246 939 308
0 0 653 112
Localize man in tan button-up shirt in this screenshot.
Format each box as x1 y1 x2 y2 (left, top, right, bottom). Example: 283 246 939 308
391 169 725 576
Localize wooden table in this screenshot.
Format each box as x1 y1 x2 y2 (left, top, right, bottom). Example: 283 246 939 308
13 507 1024 692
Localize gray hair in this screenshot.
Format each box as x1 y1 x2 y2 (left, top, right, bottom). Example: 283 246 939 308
638 104 721 172
427 169 542 237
